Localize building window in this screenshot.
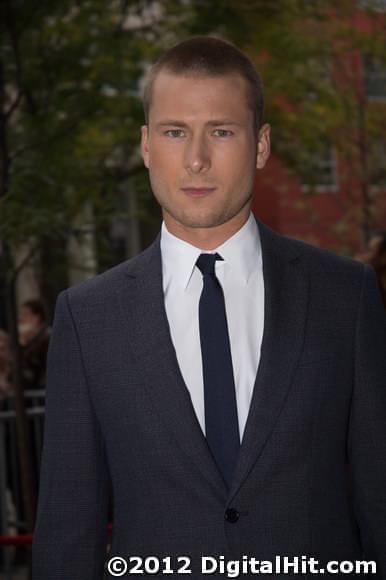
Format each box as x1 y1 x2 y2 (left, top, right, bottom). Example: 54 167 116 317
358 0 386 10
301 146 338 193
364 56 386 100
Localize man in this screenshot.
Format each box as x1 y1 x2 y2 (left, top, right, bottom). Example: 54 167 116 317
356 233 386 308
32 37 386 578
18 299 51 390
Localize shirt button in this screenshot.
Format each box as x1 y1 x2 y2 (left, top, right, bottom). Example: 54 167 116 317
225 508 240 523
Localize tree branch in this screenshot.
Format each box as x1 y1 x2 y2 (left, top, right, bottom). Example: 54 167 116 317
4 89 23 121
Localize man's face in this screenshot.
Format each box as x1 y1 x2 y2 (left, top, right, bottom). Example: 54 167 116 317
18 306 42 336
141 71 270 236
0 336 9 360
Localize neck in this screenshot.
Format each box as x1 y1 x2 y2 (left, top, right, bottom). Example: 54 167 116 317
164 209 251 251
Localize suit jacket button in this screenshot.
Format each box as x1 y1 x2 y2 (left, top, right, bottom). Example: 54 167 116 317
225 508 239 523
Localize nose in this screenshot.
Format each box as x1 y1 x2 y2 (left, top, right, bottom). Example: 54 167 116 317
184 134 211 174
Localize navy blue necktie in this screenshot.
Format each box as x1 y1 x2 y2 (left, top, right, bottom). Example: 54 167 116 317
196 253 240 488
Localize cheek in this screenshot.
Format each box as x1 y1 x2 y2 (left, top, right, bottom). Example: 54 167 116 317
149 147 178 176
148 154 179 195
220 149 254 184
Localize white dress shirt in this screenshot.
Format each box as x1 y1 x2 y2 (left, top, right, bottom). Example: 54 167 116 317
160 212 264 441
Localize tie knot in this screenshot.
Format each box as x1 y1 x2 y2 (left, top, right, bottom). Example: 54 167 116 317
196 253 223 276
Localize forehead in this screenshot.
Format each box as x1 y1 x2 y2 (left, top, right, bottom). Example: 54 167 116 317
149 70 252 123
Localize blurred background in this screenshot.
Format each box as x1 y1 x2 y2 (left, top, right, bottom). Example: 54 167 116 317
0 0 385 578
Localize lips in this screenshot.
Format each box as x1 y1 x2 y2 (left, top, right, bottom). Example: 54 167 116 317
181 187 216 197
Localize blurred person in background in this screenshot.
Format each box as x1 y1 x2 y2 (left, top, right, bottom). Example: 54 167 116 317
18 299 51 391
0 329 17 567
0 329 13 399
356 233 386 309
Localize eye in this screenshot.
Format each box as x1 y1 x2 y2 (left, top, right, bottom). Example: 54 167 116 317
164 129 185 138
212 129 233 137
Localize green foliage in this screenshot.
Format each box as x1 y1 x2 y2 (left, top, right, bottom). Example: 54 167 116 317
1 0 385 269
203 0 386 244
0 0 195 254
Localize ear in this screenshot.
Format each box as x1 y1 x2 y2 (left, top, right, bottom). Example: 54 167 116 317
256 123 271 170
140 125 150 169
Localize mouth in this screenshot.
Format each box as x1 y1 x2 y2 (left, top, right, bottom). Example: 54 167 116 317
181 187 216 198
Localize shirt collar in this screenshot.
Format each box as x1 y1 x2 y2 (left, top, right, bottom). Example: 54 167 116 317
161 212 262 291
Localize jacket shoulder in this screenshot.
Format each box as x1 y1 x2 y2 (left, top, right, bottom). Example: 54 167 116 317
289 235 363 274
64 238 158 307
261 221 365 278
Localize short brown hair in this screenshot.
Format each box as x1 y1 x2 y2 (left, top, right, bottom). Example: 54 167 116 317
142 36 265 134
22 299 47 323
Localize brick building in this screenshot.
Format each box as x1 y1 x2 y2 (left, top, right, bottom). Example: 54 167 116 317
251 0 386 256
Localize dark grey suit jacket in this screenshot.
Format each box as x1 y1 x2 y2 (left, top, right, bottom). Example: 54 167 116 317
32 219 386 578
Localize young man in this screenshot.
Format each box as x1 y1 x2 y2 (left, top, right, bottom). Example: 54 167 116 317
19 299 51 390
33 37 386 578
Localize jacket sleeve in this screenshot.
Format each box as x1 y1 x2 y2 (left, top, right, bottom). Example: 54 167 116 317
348 265 386 576
32 290 110 579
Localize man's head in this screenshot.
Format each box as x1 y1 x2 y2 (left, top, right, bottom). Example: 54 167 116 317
19 299 46 343
143 36 265 137
141 36 270 248
0 330 10 362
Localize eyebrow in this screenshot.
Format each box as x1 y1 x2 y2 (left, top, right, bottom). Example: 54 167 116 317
155 119 240 128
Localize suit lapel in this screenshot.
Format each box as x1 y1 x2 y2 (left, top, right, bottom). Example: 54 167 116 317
118 236 227 497
228 220 309 501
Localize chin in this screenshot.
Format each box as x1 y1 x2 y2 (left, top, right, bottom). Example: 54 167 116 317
178 213 231 230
